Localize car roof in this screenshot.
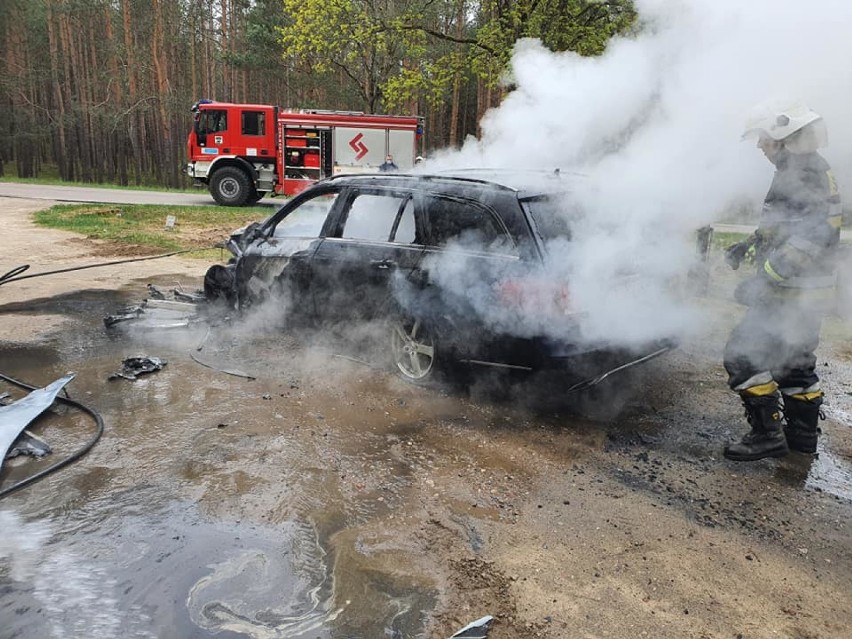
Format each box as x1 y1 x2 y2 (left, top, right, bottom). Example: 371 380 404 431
322 172 516 195
321 169 583 201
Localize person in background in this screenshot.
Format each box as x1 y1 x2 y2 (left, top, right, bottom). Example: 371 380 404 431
379 154 398 172
722 101 841 461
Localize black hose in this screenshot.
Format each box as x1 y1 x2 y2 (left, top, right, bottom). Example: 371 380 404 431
0 249 199 287
0 372 105 500
0 264 29 284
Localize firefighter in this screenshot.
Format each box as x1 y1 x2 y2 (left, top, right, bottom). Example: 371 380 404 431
379 154 398 172
722 102 841 461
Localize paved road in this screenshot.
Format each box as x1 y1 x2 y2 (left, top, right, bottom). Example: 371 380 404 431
2 181 849 239
0 181 279 209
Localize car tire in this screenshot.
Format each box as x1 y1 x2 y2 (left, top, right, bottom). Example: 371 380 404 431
203 264 236 306
389 315 439 384
211 167 252 206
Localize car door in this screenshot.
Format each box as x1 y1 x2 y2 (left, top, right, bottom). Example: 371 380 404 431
235 187 342 313
416 193 524 359
310 188 425 326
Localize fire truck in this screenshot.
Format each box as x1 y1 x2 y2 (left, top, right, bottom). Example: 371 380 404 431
186 100 424 206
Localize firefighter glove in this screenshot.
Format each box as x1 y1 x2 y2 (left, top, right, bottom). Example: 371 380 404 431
725 241 753 270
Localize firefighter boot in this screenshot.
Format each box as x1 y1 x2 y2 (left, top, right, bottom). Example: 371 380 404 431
783 395 823 454
723 394 789 461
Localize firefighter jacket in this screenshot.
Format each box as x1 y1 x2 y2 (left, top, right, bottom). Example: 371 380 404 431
737 150 841 307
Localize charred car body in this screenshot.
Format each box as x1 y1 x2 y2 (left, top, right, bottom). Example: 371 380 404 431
205 172 675 386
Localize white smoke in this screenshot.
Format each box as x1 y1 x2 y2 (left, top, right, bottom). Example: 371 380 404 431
422 0 852 347
0 510 155 639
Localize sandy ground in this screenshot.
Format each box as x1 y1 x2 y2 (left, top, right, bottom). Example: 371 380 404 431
1 195 851 639
1 197 207 341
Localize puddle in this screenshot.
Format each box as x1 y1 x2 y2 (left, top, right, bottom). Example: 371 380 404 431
2 492 434 639
1 284 438 638
800 406 852 501
804 448 852 501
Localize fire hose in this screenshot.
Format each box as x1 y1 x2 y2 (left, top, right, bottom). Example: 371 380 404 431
0 249 199 287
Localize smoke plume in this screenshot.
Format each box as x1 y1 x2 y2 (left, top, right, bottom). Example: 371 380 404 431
423 0 852 348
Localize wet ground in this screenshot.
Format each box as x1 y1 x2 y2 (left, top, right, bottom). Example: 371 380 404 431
1 197 852 638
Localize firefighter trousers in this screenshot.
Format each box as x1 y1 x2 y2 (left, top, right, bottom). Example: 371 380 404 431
723 301 822 395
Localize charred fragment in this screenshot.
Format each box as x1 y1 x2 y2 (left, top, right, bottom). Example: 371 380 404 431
6 430 52 459
104 305 145 327
109 356 167 381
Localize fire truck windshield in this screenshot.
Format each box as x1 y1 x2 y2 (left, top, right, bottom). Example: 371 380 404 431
196 110 227 135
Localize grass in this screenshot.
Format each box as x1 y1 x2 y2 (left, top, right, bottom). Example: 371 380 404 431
710 231 749 250
33 203 267 256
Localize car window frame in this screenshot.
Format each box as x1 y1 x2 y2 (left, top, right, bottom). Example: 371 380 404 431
389 196 418 245
260 184 344 239
327 187 423 245
417 193 519 257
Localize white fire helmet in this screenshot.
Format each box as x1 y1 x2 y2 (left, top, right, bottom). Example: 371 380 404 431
742 100 827 153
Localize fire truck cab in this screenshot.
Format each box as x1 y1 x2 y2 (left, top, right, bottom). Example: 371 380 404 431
186 100 423 206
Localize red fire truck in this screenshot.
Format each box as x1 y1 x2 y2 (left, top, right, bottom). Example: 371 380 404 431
186 100 424 206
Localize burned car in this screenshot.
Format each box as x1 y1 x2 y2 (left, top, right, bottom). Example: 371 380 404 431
204 172 676 387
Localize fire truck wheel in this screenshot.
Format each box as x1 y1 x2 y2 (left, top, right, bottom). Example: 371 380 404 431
211 167 251 206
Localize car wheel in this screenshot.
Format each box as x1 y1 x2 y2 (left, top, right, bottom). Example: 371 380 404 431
203 264 236 306
390 316 437 383
211 167 251 206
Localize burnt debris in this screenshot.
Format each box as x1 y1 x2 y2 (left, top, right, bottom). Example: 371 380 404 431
109 356 167 381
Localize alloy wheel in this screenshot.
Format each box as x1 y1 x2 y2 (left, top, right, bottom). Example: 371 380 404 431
391 318 435 381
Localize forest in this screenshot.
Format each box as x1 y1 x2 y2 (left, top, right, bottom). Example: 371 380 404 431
0 0 636 189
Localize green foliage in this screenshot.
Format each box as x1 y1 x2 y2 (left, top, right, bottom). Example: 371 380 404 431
277 0 636 111
472 0 637 87
712 231 750 251
278 0 426 112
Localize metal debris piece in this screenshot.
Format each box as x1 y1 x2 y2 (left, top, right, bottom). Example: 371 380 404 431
0 374 74 473
7 430 52 459
104 297 200 330
190 353 255 380
103 305 145 327
1 393 52 459
105 284 205 331
196 326 212 352
147 283 167 299
144 298 199 312
449 616 494 639
173 288 206 304
109 356 167 381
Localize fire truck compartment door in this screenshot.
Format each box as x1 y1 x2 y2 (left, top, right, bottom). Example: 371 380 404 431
388 130 415 169
334 127 386 168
